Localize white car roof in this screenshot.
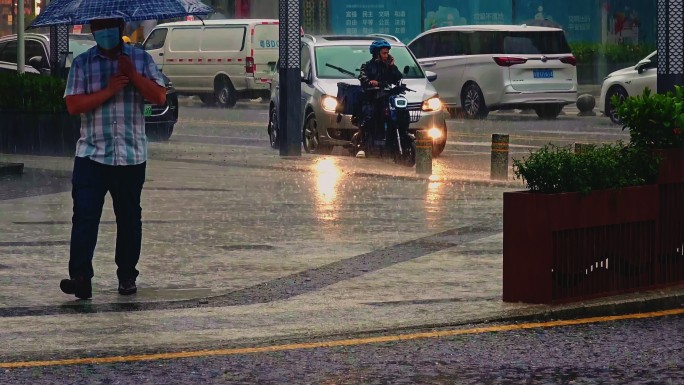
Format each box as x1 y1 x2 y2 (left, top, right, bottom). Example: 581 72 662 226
303 35 407 48
425 24 564 33
158 19 279 28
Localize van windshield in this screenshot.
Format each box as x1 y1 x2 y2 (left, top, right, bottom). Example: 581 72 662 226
315 45 424 79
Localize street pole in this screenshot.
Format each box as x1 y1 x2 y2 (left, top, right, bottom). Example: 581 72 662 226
17 0 24 73
657 0 684 93
278 0 302 156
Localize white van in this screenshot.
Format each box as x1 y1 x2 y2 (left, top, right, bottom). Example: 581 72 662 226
408 25 577 119
143 19 279 107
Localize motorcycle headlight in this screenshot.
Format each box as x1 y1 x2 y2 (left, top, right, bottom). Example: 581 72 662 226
422 97 443 112
321 95 338 112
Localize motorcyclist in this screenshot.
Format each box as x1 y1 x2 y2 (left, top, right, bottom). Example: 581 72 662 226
356 39 403 158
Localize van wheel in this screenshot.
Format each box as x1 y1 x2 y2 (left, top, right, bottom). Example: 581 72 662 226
268 105 279 149
199 94 216 106
215 78 237 108
535 104 563 119
146 123 174 141
303 112 333 154
462 83 489 119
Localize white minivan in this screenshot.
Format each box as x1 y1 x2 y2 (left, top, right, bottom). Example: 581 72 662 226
143 19 279 107
408 25 578 119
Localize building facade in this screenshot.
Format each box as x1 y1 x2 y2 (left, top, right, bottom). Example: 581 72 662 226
1 0 657 48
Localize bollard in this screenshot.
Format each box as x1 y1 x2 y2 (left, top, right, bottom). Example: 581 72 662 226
576 94 597 117
415 130 432 175
490 134 509 180
574 142 596 154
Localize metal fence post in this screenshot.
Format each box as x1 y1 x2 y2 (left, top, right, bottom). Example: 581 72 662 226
49 25 69 78
278 0 302 156
657 0 684 94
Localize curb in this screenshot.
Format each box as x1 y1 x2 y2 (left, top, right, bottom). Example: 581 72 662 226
0 162 24 176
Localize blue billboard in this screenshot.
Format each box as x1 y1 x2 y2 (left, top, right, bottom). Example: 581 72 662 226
328 0 422 43
423 0 513 30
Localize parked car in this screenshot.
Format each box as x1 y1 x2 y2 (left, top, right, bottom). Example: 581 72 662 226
407 25 578 120
0 33 178 141
268 35 448 156
598 51 657 124
0 61 40 75
142 19 279 107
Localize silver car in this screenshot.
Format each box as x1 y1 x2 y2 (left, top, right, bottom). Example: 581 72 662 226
268 35 448 156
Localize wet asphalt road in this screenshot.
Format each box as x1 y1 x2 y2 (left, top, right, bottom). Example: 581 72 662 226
168 100 628 187
1 314 681 384
170 99 627 174
1 101 665 383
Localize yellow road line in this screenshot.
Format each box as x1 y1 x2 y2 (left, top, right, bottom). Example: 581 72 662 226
2 308 682 369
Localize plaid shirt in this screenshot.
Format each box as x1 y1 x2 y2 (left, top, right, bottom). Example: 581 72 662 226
65 44 164 166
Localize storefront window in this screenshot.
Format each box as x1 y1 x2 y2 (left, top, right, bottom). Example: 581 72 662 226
0 0 38 37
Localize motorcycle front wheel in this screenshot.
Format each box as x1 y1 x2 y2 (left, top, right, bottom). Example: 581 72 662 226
394 139 416 167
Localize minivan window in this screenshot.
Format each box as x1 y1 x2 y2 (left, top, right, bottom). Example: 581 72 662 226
144 28 168 51
408 33 435 59
315 45 424 79
435 31 466 57
169 28 201 52
201 27 245 51
469 31 571 55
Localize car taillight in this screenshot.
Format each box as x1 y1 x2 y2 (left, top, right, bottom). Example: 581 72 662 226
560 56 577 66
246 57 256 73
493 57 528 67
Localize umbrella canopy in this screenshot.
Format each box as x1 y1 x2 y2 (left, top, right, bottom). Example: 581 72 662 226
29 0 214 28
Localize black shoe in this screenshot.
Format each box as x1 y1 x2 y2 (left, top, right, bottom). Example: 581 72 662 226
118 279 137 295
60 277 92 300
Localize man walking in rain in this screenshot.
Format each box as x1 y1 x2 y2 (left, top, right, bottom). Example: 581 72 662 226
60 17 166 299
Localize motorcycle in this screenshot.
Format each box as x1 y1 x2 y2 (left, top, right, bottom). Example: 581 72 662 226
349 82 416 167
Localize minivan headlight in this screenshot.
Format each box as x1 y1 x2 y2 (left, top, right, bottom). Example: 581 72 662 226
422 97 443 112
321 95 338 112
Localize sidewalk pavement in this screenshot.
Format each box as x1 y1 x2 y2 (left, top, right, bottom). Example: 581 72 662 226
0 141 682 361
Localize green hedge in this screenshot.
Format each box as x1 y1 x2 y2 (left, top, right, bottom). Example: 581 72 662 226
513 143 659 194
0 72 67 113
569 42 657 65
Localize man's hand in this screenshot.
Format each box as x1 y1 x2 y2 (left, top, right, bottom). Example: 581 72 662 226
387 54 395 67
118 55 137 78
369 80 379 87
107 73 129 95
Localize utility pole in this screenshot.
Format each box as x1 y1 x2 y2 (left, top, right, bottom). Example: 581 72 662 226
657 0 684 93
17 0 25 73
278 0 302 156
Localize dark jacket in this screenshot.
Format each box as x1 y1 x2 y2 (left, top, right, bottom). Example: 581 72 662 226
358 56 403 90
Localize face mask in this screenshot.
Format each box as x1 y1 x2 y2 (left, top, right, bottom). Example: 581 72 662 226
93 27 120 50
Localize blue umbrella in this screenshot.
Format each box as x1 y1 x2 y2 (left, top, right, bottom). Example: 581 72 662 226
29 0 214 28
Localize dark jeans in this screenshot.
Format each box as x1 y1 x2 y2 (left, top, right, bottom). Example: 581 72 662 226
360 103 382 147
69 156 146 281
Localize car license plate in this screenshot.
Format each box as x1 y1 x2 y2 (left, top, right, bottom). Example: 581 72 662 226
144 105 152 116
533 69 554 78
